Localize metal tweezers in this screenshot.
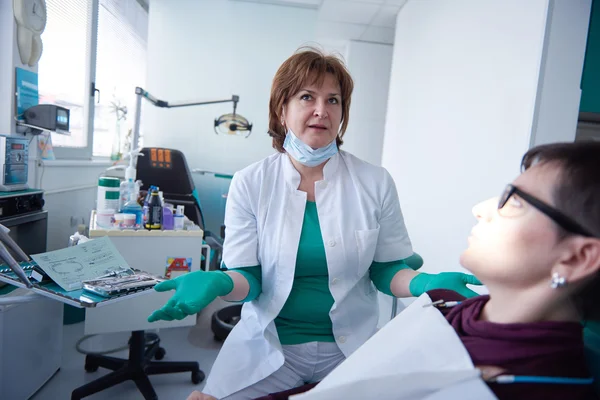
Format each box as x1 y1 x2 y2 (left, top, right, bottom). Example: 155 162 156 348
423 299 462 309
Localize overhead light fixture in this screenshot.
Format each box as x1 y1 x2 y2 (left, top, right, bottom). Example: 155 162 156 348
131 87 253 149
214 95 252 138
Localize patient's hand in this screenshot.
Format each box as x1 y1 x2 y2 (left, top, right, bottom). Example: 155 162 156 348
187 390 217 400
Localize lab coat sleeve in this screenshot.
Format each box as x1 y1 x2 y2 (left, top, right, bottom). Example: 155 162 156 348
222 172 260 268
374 169 413 262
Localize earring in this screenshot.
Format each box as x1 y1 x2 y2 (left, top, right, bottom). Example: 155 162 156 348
550 272 567 289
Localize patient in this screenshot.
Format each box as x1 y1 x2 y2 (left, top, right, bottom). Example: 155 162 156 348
248 141 600 400
428 141 600 399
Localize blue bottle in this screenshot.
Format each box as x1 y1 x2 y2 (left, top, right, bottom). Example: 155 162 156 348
122 192 144 228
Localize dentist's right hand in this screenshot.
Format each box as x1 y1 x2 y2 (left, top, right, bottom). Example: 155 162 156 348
147 270 234 322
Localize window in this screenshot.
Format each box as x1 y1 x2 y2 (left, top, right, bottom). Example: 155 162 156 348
94 0 148 158
36 0 148 159
37 0 93 158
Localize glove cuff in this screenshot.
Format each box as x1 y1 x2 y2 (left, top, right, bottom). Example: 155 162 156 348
213 270 235 296
408 272 432 297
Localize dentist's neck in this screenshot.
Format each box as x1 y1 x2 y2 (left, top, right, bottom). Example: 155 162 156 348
288 154 327 181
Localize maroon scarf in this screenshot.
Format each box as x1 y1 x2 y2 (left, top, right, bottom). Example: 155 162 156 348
433 291 597 400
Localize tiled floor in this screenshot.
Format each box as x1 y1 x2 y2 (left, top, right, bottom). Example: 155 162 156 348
31 300 225 400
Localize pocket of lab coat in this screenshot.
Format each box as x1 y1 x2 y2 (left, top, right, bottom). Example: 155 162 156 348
355 226 380 276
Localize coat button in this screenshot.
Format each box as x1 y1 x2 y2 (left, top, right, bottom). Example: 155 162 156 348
328 240 336 247
331 278 339 285
320 181 328 188
338 336 346 344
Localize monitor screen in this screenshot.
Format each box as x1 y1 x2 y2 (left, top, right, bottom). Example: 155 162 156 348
56 109 69 126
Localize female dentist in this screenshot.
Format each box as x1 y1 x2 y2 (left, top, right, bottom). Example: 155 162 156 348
148 47 481 400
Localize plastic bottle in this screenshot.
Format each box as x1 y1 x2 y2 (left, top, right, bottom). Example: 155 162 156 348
97 177 120 211
118 151 142 212
174 205 185 231
162 204 174 230
142 185 157 226
145 190 162 230
122 191 144 228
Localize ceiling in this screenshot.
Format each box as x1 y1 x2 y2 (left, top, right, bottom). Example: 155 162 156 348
231 0 407 45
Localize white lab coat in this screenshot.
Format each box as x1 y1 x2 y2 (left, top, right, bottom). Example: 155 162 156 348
203 151 413 399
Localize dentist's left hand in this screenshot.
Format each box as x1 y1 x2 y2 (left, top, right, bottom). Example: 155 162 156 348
409 272 482 298
147 270 234 322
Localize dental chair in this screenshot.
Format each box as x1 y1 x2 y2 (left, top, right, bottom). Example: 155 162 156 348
136 147 224 270
584 322 600 396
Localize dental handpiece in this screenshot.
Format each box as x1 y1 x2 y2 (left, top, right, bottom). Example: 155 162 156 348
0 224 29 262
0 241 32 287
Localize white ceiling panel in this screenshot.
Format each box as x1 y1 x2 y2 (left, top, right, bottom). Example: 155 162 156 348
346 0 387 3
316 20 367 41
229 0 399 44
383 0 408 6
360 25 395 44
319 0 380 25
370 5 400 27
230 0 322 9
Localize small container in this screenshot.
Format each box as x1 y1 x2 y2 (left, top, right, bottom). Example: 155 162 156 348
113 213 126 229
97 177 120 211
162 204 174 230
174 205 185 231
96 209 115 229
145 190 163 230
122 213 136 229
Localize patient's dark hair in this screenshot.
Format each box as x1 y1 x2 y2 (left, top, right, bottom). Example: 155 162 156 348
521 140 600 321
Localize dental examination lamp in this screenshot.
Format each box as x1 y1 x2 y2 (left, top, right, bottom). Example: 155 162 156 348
131 87 253 150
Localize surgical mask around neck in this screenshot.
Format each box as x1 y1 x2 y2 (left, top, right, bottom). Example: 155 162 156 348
283 129 338 167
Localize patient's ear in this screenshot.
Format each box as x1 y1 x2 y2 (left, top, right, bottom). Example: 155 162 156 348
557 238 600 284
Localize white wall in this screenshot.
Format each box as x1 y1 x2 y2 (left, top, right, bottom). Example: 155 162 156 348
382 0 591 277
344 41 393 166
144 0 319 174
38 161 109 251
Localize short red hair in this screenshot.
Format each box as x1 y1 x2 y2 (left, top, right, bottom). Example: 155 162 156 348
268 47 354 153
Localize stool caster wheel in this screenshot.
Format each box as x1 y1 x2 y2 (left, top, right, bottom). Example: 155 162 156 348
84 362 99 372
154 347 166 360
192 370 205 384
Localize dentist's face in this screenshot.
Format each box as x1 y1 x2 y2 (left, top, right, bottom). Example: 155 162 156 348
460 165 563 290
282 73 342 150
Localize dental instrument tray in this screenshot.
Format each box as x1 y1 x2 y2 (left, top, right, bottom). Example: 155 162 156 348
0 261 164 308
82 271 163 297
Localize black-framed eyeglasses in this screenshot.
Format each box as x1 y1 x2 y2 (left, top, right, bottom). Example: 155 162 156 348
499 184 595 237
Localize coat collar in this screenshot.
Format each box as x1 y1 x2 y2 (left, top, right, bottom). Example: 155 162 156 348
282 152 341 190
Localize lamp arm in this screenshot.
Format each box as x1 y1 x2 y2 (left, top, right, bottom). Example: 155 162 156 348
131 87 240 150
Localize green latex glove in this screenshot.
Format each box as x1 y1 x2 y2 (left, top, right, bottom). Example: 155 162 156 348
409 272 482 298
147 270 234 322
